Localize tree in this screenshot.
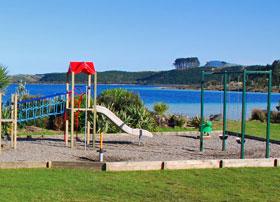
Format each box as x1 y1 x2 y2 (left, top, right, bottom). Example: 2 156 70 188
153 102 169 116
0 64 9 92
173 57 200 70
271 60 280 86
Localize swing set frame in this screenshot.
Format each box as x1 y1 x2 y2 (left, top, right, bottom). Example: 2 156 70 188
200 69 272 159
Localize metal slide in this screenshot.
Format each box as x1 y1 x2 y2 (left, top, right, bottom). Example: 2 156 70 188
96 105 153 137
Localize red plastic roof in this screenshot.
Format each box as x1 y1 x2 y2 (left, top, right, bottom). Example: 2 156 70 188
68 62 96 75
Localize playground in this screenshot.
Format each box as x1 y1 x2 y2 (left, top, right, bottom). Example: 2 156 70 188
0 61 279 202
0 61 279 164
0 132 280 162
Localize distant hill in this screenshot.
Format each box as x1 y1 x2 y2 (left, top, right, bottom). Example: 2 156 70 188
10 74 44 83
9 63 278 86
205 60 238 68
38 71 158 84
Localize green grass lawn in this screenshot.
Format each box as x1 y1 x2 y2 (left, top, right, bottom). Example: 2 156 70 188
156 126 196 132
157 120 280 140
17 129 63 137
213 120 280 140
17 120 280 140
0 168 279 202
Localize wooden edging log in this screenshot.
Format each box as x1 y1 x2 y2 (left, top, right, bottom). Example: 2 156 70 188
106 161 163 171
0 159 278 170
50 161 106 170
0 162 47 169
164 160 221 170
220 158 275 168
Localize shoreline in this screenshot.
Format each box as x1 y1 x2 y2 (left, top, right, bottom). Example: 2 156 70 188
9 82 280 93
157 84 280 93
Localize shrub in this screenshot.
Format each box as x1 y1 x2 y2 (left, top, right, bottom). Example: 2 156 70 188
250 108 280 123
271 111 280 123
97 88 143 112
0 65 9 92
126 105 156 131
1 106 11 138
251 109 266 122
154 115 169 127
16 80 29 101
95 89 156 133
153 102 169 116
168 115 187 128
188 116 202 128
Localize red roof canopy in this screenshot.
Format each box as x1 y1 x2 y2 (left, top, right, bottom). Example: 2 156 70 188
68 62 96 75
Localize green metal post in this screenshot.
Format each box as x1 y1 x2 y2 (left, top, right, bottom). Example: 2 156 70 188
200 71 205 152
240 70 247 159
265 71 272 158
222 72 228 151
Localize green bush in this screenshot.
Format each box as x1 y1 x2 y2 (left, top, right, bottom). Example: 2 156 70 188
168 115 187 128
250 108 280 123
96 89 156 133
1 106 11 138
271 111 280 123
0 65 9 92
97 88 143 112
153 102 169 116
188 116 202 128
126 105 156 132
251 109 266 122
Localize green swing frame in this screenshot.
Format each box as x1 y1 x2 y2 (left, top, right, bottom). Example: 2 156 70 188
200 70 272 159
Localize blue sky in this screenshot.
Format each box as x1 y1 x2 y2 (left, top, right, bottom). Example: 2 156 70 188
0 0 279 74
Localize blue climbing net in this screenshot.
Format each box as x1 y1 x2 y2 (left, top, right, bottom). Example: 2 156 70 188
18 92 67 123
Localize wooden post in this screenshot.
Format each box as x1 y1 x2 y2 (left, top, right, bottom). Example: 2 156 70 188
87 75 91 145
11 94 14 147
70 72 75 148
13 94 18 149
0 93 2 153
93 73 97 148
65 83 69 146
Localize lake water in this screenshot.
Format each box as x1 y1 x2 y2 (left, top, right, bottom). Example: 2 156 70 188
3 84 280 120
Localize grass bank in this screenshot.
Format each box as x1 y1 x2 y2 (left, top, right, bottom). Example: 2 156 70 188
158 120 280 140
16 120 280 140
214 120 280 140
0 168 279 201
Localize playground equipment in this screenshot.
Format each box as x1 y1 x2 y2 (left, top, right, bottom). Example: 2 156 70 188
65 61 97 148
0 61 153 153
97 133 105 162
200 121 213 136
65 62 152 149
0 94 18 152
200 69 272 159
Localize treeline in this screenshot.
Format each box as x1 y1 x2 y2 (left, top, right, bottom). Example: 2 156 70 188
11 61 280 86
37 71 157 84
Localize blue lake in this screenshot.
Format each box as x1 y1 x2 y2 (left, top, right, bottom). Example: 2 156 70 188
3 84 280 120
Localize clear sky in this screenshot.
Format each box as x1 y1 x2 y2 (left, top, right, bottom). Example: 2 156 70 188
0 0 279 74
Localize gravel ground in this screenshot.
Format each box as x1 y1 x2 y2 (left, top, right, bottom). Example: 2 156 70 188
0 132 279 162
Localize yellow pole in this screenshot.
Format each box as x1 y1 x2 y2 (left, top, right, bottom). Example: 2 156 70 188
0 93 2 153
100 133 103 150
93 73 97 148
99 132 104 162
10 94 14 147
14 94 18 149
71 72 75 148
65 82 69 146
87 75 91 145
